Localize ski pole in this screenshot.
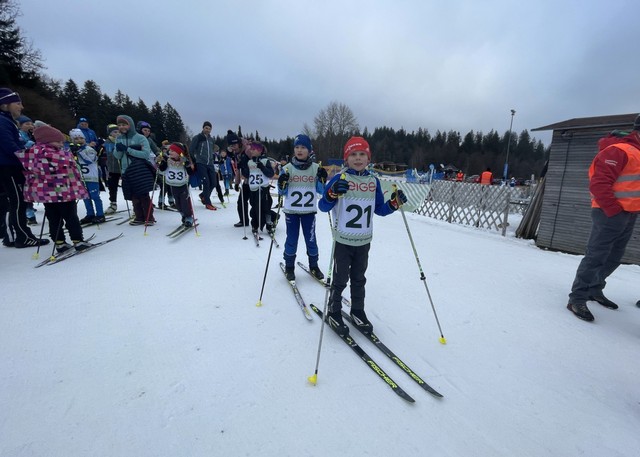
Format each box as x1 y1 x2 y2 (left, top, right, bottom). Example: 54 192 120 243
32 206 47 260
393 184 447 344
240 182 248 240
256 192 284 307
309 173 344 385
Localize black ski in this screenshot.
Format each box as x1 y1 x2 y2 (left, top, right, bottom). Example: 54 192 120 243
342 311 443 398
297 262 351 307
167 223 198 239
309 304 415 403
43 233 124 266
279 263 313 321
34 234 97 267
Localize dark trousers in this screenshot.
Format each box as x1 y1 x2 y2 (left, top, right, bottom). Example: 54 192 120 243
283 212 319 267
107 172 121 204
249 187 272 230
329 242 371 313
197 163 223 205
170 185 193 218
131 194 154 222
44 201 83 243
0 165 35 244
236 182 250 225
158 177 175 205
569 208 638 304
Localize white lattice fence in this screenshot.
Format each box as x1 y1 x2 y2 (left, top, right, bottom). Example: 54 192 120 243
414 181 511 233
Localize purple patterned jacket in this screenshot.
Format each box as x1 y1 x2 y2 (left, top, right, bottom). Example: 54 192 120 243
16 142 89 203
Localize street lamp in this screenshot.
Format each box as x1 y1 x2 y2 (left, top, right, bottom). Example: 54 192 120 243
503 109 516 182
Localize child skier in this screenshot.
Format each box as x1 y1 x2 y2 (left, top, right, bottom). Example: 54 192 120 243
157 142 197 227
241 141 275 236
16 125 92 252
277 134 328 280
219 148 234 196
69 128 105 224
318 136 407 336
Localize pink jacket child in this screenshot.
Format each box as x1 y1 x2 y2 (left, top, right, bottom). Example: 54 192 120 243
16 125 92 253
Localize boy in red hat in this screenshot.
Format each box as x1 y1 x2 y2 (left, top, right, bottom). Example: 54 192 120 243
318 136 406 336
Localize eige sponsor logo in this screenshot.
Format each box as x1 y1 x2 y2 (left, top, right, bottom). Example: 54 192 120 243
349 181 376 192
290 175 315 183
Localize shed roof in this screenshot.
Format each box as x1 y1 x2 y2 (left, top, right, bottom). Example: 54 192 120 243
532 113 638 132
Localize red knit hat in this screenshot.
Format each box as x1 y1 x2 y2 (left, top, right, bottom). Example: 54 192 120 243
33 125 65 144
343 136 371 161
168 143 185 155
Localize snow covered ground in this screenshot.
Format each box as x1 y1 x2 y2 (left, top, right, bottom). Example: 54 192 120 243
2 188 639 457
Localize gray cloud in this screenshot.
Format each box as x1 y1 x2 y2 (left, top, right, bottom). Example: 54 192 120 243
16 0 640 145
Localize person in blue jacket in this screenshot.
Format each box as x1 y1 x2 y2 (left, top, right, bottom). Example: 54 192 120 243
0 88 49 248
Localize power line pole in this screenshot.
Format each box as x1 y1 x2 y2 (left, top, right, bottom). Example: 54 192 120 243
503 109 516 182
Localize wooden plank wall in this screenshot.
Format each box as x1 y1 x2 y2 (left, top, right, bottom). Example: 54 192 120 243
536 128 640 264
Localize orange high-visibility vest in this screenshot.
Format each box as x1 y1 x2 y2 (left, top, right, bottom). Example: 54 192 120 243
589 143 640 212
480 171 492 185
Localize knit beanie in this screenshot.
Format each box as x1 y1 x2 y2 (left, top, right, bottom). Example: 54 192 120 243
293 134 312 152
34 125 65 144
168 143 185 156
343 136 371 161
226 130 240 145
634 114 640 131
203 121 212 129
69 128 85 140
107 124 118 135
0 88 21 105
17 115 32 125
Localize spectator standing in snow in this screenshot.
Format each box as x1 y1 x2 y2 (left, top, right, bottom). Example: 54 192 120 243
0 88 49 248
567 116 640 321
190 121 220 210
77 117 98 148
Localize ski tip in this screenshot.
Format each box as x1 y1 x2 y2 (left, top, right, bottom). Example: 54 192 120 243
256 300 263 307
307 374 318 385
439 336 447 344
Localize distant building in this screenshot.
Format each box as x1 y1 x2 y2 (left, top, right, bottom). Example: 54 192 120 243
532 113 640 264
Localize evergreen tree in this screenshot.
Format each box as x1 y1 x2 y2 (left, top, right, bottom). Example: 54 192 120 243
163 102 186 143
0 0 42 85
78 80 102 128
60 79 80 120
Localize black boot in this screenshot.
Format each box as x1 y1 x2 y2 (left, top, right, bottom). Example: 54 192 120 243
350 309 373 333
567 303 594 322
309 266 324 280
326 310 349 337
284 266 295 281
588 295 618 310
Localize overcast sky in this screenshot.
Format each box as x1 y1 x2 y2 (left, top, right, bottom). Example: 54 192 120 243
15 0 639 145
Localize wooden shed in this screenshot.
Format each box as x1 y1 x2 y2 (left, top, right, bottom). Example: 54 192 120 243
532 113 640 265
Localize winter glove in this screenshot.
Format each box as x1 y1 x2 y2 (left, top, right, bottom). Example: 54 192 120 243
326 176 349 201
316 167 328 183
115 143 127 152
234 183 240 192
389 189 407 210
278 172 290 189
69 143 80 154
129 144 142 151
256 160 267 172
